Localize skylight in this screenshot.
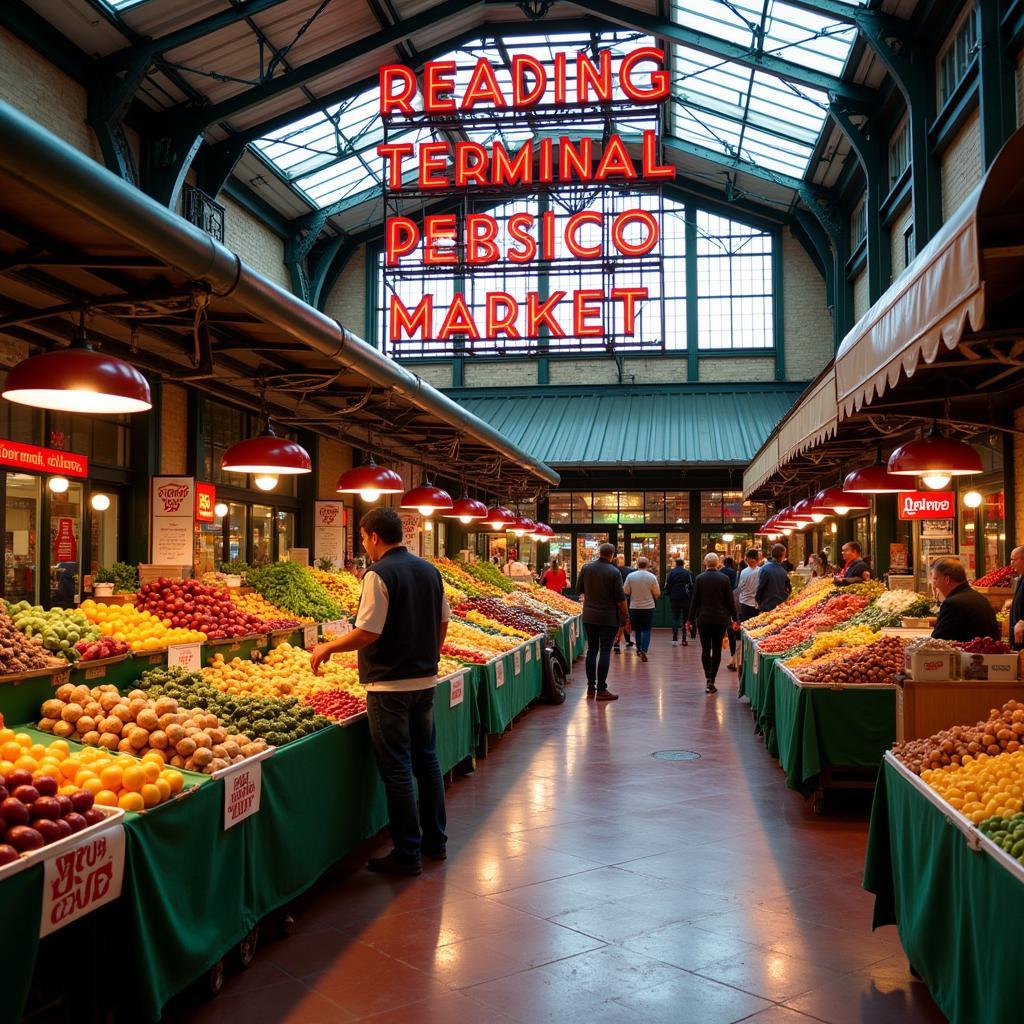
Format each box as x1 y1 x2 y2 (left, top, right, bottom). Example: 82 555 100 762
101 0 151 10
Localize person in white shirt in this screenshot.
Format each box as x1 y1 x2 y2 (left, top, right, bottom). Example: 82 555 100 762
736 548 761 623
623 557 661 662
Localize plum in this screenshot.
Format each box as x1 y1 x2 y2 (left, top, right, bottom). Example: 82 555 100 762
63 812 87 833
0 798 29 826
0 843 19 867
34 818 62 845
33 776 58 798
11 785 39 805
30 796 60 821
6 826 44 852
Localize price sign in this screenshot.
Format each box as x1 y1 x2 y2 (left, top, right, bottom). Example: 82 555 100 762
52 668 70 690
323 619 350 637
495 659 505 688
513 649 522 675
525 645 532 663
40 822 125 937
253 635 268 651
223 759 263 829
167 643 202 672
570 624 576 647
84 665 105 680
753 649 759 673
303 624 319 648
450 673 464 708
535 640 542 660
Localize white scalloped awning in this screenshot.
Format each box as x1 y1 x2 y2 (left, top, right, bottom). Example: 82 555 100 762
743 434 780 498
778 368 838 462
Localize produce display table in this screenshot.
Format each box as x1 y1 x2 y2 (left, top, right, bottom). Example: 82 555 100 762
476 637 544 735
552 614 584 665
773 663 897 801
571 615 585 658
864 753 1024 1024
433 666 480 774
739 634 783 747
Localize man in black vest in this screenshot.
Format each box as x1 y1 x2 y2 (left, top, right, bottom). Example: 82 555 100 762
311 507 449 876
1010 546 1024 650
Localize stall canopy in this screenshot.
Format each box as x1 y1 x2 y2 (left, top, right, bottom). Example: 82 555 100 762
743 123 1024 500
0 102 559 492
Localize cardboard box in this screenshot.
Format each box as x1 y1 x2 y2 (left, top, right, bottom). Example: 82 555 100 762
959 652 1019 681
905 650 961 680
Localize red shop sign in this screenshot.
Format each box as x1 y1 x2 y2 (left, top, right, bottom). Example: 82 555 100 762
196 483 216 523
54 518 77 561
898 491 954 520
0 438 88 477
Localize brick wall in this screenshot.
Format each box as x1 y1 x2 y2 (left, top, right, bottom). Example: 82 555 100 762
323 247 367 337
698 357 775 383
890 201 913 282
317 438 353 501
852 268 869 321
220 195 290 290
623 356 688 383
781 229 832 380
464 360 538 387
940 108 982 223
412 364 453 388
159 384 188 474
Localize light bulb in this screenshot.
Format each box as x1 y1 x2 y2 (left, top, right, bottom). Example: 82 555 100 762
424 520 433 532
90 493 110 511
359 488 381 503
830 523 838 534
48 476 69 494
810 513 826 523
833 505 850 516
254 474 278 491
459 515 474 524
962 490 983 508
417 505 434 517
922 473 951 490
214 502 228 518
490 522 503 531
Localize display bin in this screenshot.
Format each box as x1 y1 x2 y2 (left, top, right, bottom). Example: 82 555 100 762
476 637 544 736
864 753 1024 1024
571 615 585 659
974 585 1013 612
773 663 897 802
201 633 268 667
70 652 137 688
895 677 1024 742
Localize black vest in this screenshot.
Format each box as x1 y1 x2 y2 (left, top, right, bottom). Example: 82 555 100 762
358 546 445 684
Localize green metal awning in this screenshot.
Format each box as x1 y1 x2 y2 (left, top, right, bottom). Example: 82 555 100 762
448 384 804 469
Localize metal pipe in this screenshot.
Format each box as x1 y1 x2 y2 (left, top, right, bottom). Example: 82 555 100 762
0 101 560 486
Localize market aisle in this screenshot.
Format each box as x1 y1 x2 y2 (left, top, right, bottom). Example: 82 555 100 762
167 634 946 1024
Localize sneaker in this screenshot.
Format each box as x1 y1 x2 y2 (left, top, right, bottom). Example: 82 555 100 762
368 851 422 876
596 690 619 701
705 681 718 694
681 639 689 646
671 640 679 646
613 645 621 655
586 685 596 698
625 640 634 648
423 846 447 862
639 651 648 662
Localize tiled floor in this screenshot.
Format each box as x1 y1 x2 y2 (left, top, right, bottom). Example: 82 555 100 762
167 633 946 1024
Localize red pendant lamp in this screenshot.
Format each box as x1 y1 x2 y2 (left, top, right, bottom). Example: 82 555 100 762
222 422 312 483
400 480 453 516
336 459 404 502
511 515 535 537
887 426 982 490
3 317 151 414
443 495 489 524
843 461 905 494
790 498 817 523
531 522 555 541
482 505 516 531
773 506 799 528
812 487 870 516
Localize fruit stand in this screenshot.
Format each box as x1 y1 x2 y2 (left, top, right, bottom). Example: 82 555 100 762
434 665 479 774
477 637 546 738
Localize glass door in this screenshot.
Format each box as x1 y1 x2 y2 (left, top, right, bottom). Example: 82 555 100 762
575 532 609 584
5 473 40 604
251 505 273 566
626 531 661 578
49 480 83 608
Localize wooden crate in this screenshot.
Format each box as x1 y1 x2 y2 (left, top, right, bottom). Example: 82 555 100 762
896 677 1024 742
138 564 187 585
975 586 1013 612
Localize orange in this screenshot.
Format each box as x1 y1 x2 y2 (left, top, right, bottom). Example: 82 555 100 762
60 760 80 781
163 770 184 794
94 789 118 807
1 741 22 762
141 761 161 784
140 784 161 808
15 734 31 748
154 777 171 801
0 728 13 744
118 791 145 812
82 777 104 796
99 765 123 791
58 783 79 796
121 766 145 792
48 740 70 753
14 756 39 773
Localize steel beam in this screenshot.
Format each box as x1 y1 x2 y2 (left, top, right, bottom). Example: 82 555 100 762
978 0 1016 168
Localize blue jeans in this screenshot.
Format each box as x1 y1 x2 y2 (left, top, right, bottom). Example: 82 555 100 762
584 623 617 689
366 688 447 864
631 608 654 652
670 601 689 641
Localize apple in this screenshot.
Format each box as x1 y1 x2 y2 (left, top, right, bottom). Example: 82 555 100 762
6 825 44 852
12 785 39 805
0 843 19 867
0 785 8 803
70 790 93 814
6 768 32 790
30 796 60 820
53 818 72 840
83 807 105 827
1 798 29 826
64 812 87 833
55 795 73 817
34 775 58 798
34 818 62 844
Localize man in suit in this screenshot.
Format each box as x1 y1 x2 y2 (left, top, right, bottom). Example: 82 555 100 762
930 557 999 644
1009 546 1024 650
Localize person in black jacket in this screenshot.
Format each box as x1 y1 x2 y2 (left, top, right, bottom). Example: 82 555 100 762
755 544 792 612
721 557 740 672
1010 546 1024 650
687 553 736 694
930 557 999 643
664 558 693 646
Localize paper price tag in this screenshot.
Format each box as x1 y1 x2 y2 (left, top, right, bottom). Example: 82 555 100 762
167 642 202 673
323 619 351 637
535 640 542 660
495 660 505 688
52 668 70 689
525 645 532 663
450 673 464 708
253 635 268 651
303 624 319 648
753 649 760 673
40 824 125 937
84 666 105 680
223 760 263 829
513 649 522 675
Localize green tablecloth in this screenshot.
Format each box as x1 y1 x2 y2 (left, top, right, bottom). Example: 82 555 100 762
552 615 584 665
433 669 479 774
477 639 544 735
739 633 756 699
864 756 1024 1024
571 616 585 658
745 646 783 746
0 863 44 1024
773 665 896 797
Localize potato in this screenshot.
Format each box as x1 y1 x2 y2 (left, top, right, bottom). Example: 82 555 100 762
154 697 178 717
176 737 196 757
99 692 122 713
136 708 159 732
101 715 123 735
98 733 119 750
55 683 75 702
191 747 213 768
38 717 57 733
165 723 186 745
117 737 134 752
52 720 74 738
129 728 150 749
127 689 147 701
158 713 177 730
41 699 65 719
80 730 100 746
112 704 133 723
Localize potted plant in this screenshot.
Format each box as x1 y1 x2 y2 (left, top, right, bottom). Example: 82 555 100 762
317 557 335 572
220 559 250 588
92 567 117 597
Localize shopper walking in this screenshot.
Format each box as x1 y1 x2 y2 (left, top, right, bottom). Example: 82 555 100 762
613 554 634 653
687 553 736 694
540 558 567 593
755 543 792 612
623 557 660 662
577 542 629 701
719 557 740 673
736 549 761 622
1010 546 1024 651
664 558 693 646
310 507 448 876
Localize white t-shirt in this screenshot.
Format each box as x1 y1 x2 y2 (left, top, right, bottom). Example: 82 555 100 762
736 565 760 607
624 569 660 610
355 571 452 692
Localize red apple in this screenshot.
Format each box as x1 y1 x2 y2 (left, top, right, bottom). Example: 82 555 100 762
83 807 105 827
63 812 87 833
12 785 39 805
35 818 62 844
6 769 32 790
31 796 60 820
70 790 94 814
34 775 58 798
1 798 29 826
55 795 73 817
0 843 18 866
52 818 72 840
6 825 44 852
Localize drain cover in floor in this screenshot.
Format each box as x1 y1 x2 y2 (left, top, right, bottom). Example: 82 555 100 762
651 750 701 761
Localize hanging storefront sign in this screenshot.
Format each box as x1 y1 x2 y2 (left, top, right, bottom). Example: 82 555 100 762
313 501 346 567
53 517 77 561
0 438 87 477
898 491 955 520
151 477 196 565
195 483 216 523
400 511 421 556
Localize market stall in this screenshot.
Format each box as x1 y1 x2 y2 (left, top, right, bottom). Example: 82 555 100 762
477 638 545 738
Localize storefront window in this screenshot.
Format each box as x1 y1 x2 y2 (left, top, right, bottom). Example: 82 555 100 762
227 503 246 563
576 533 609 579
644 492 666 522
195 520 221 577
703 531 754 567
205 403 246 488
549 533 572 571
917 519 955 593
0 375 41 444
618 492 644 525
549 492 571 525
628 532 660 574
666 492 690 524
5 474 40 604
251 505 274 566
49 481 83 608
89 492 119 577
277 510 296 560
983 491 1006 577
665 532 689 569
49 413 129 469
701 491 768 523
592 493 619 524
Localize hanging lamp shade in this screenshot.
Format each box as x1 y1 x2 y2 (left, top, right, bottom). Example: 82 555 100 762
336 459 404 500
483 505 516 531
444 496 489 523
400 482 453 516
754 517 776 536
887 433 981 479
843 462 905 494
812 487 870 512
222 425 311 475
511 515 535 537
773 506 800 528
790 498 817 522
3 338 151 415
531 522 555 540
